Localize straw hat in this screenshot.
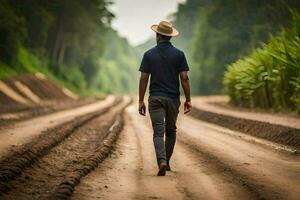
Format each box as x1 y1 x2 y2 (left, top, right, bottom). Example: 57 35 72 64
151 21 179 37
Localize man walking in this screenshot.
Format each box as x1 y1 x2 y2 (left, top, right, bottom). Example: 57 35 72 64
138 21 192 176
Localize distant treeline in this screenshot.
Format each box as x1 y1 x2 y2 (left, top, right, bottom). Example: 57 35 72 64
96 28 139 94
170 0 300 95
0 0 138 95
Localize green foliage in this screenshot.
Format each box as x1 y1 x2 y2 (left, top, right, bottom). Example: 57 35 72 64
171 0 300 95
16 47 44 73
0 0 138 95
93 29 139 94
0 0 26 63
224 11 300 112
58 64 87 91
0 62 18 79
0 46 50 77
172 0 203 55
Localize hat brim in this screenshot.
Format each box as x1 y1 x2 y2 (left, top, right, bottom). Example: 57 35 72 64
151 25 179 37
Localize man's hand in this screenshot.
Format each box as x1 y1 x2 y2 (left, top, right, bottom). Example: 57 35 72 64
179 71 191 114
184 101 192 114
138 101 146 116
138 72 149 116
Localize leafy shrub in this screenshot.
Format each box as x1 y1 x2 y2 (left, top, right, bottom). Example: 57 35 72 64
16 47 43 73
0 62 17 79
224 11 300 112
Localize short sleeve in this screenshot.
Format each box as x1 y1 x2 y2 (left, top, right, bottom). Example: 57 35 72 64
139 53 151 73
178 52 189 72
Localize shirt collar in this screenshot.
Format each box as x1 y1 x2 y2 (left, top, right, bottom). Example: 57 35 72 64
157 40 172 47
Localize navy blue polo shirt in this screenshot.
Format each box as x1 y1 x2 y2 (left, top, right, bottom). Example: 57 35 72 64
139 41 189 99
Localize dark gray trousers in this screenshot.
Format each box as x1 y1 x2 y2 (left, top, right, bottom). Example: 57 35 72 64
148 96 180 166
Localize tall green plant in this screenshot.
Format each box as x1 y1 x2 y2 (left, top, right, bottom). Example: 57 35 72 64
224 11 300 112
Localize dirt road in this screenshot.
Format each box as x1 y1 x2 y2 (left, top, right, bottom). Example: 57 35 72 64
0 96 130 199
0 98 299 199
72 102 300 200
0 95 115 159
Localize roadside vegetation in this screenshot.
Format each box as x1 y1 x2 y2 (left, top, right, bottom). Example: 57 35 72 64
162 0 300 95
224 11 300 113
0 0 138 95
163 0 300 113
2 0 300 105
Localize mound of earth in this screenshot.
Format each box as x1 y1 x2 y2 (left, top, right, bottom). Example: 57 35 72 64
190 96 300 151
0 73 78 114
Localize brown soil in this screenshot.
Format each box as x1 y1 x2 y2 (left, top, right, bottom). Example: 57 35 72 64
0 73 81 115
11 74 71 100
0 96 117 162
0 91 20 106
0 97 100 126
189 108 300 151
0 98 298 199
0 97 131 199
0 97 119 187
190 96 300 151
177 115 300 200
192 96 300 129
212 97 300 118
72 102 300 200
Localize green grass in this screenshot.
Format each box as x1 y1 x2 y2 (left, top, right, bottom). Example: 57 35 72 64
0 47 93 96
0 62 18 79
0 47 51 79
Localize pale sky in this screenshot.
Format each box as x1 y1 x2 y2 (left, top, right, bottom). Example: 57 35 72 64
110 0 186 46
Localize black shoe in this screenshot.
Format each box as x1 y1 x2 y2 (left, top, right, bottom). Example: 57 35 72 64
166 164 171 171
166 160 171 171
157 163 167 176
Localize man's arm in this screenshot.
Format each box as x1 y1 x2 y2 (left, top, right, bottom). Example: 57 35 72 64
138 72 150 116
179 71 192 114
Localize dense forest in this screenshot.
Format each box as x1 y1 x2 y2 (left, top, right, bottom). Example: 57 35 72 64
167 0 300 95
0 0 138 95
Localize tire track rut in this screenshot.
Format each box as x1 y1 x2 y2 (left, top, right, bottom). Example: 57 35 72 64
0 97 130 199
0 97 120 189
72 103 259 200
178 115 300 200
2 99 298 200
